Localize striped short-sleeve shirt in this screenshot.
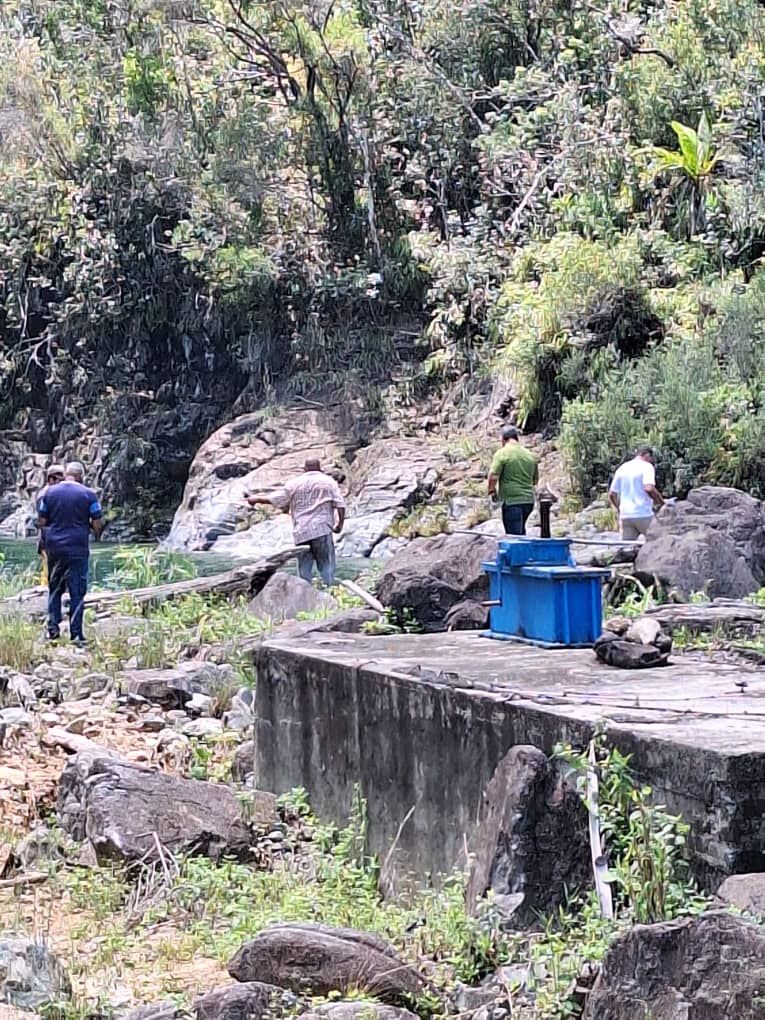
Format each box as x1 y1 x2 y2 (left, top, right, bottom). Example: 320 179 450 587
271 471 345 545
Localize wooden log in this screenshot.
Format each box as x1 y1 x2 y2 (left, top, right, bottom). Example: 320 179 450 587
644 600 765 631
84 547 299 611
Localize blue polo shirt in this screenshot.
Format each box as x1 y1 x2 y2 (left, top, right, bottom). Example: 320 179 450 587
38 481 103 558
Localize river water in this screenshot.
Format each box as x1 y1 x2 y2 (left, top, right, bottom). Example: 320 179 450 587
0 538 369 589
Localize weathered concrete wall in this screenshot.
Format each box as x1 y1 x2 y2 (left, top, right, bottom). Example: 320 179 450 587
254 633 765 890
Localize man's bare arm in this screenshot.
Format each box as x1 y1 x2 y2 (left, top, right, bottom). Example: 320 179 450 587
91 517 105 539
487 472 499 497
645 484 664 509
38 514 49 529
334 507 346 534
245 493 274 507
608 491 620 511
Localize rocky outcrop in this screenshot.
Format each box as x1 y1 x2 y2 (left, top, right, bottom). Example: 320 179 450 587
583 911 765 1019
227 924 426 1005
465 745 590 927
0 936 71 1010
165 409 348 551
635 486 765 598
376 532 497 631
334 439 447 558
248 573 337 623
57 751 277 862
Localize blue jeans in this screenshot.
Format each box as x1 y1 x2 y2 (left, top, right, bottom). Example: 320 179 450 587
502 502 534 536
48 555 89 640
297 534 336 587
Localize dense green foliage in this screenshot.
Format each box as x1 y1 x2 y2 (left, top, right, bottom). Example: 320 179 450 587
2 0 765 504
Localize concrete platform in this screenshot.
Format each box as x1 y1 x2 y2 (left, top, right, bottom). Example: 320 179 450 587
254 632 765 890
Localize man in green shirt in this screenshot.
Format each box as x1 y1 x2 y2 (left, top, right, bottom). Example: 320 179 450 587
487 426 539 535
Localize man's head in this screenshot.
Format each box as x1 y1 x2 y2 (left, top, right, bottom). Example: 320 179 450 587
501 425 519 444
46 464 65 484
635 445 655 466
65 461 86 482
304 457 322 473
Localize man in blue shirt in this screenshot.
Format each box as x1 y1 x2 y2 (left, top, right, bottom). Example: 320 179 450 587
38 461 105 644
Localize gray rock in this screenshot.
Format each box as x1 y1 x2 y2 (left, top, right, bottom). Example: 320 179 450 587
376 532 498 632
186 692 214 717
0 937 71 1010
122 1003 184 1020
571 532 637 567
0 707 33 727
0 670 37 708
119 669 193 709
140 715 167 733
231 740 255 783
371 537 409 560
335 439 446 558
70 672 112 700
227 924 426 1005
445 600 489 631
182 718 224 739
716 873 765 915
177 661 238 696
248 573 338 623
277 608 380 638
583 911 765 1019
624 618 662 646
223 710 254 733
301 1003 419 1020
57 751 277 863
212 516 295 560
636 486 765 598
465 744 590 928
193 982 283 1020
594 635 670 669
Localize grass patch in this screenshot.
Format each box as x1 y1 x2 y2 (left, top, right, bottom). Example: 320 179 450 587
0 613 42 672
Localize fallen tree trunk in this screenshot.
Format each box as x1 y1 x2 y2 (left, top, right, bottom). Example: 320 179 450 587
645 599 765 631
85 547 299 610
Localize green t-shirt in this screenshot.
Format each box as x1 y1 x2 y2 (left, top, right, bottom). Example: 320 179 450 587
490 443 539 505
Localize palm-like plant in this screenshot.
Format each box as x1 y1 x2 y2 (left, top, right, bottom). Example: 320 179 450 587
643 113 720 237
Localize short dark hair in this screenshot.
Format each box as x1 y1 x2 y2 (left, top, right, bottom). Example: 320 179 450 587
636 444 654 460
501 425 519 442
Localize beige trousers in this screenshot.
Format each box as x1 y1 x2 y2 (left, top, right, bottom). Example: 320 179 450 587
620 516 653 541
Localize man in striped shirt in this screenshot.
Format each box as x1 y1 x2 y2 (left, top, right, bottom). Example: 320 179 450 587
246 458 346 586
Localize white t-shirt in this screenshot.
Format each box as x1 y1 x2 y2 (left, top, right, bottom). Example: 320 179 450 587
609 457 656 520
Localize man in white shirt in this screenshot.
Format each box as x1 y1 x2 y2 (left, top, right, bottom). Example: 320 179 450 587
608 446 665 541
245 458 346 585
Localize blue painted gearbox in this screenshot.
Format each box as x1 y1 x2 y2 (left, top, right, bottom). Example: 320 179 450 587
482 537 611 648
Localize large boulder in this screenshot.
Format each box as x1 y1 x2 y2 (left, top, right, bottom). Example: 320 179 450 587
636 486 765 598
716 873 765 914
376 533 497 631
193 982 284 1020
334 439 447 558
0 936 71 1010
165 410 348 551
465 745 590 927
584 911 765 1019
227 924 426 1005
57 752 277 863
248 573 338 623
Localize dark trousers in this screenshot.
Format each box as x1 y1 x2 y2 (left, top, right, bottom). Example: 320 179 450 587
502 502 534 536
48 555 89 640
297 533 336 586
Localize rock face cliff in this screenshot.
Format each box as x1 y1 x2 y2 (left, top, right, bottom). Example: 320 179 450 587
165 407 483 559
